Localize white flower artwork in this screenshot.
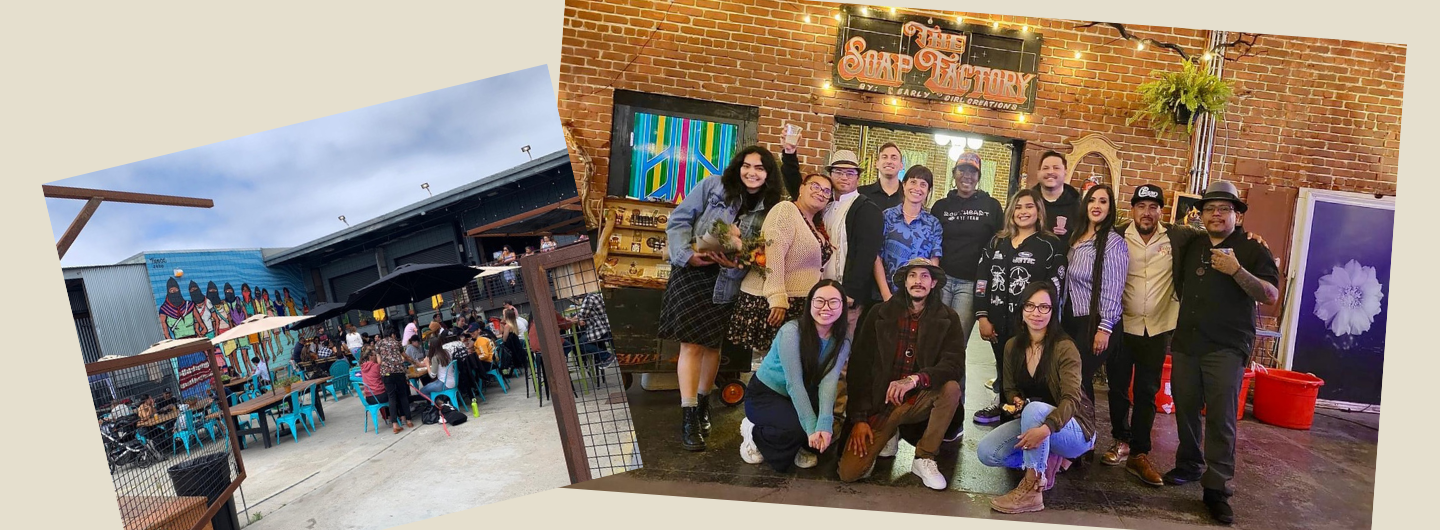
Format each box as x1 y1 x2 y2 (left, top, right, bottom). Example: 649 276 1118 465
1312 259 1385 337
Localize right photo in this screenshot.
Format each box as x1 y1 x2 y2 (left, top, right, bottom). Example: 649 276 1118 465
558 2 1394 529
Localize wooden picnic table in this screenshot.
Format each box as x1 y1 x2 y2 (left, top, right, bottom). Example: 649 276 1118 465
117 495 213 530
227 377 329 449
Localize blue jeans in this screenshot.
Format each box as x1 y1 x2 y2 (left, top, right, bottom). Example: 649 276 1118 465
939 276 977 344
977 401 1095 474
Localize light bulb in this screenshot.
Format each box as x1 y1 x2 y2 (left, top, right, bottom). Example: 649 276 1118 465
889 7 896 14
1017 114 1027 123
949 145 963 161
889 98 898 105
804 14 811 23
956 16 963 24
1022 25 1029 32
822 81 831 90
834 13 841 21
859 7 868 15
967 137 984 150
934 133 950 146
955 105 963 114
992 21 1000 29
1202 51 1213 61
1074 51 1082 59
1137 42 1145 51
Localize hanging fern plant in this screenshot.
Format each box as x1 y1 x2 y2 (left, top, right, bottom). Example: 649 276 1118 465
1128 59 1235 138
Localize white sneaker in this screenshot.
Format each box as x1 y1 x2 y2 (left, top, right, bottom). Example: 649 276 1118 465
740 417 756 441
985 378 996 392
740 439 764 464
912 458 947 490
879 434 900 458
794 449 818 469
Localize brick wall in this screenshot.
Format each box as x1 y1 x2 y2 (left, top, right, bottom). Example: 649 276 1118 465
557 0 1404 214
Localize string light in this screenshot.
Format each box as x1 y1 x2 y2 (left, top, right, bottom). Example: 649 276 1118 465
1074 51 1082 59
992 21 1000 29
1022 25 1029 33
955 16 963 24
1137 41 1146 51
822 81 831 90
834 13 841 21
954 105 964 114
889 7 897 14
889 98 898 106
1017 114 1027 123
1202 51 1213 61
804 14 811 23
859 7 868 15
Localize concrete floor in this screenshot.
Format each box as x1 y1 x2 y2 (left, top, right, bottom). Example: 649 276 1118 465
572 332 1379 529
233 379 569 530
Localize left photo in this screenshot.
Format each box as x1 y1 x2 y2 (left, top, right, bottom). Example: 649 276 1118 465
48 65 640 530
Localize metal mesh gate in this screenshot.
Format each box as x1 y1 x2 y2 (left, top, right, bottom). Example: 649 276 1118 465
89 339 245 530
520 242 642 482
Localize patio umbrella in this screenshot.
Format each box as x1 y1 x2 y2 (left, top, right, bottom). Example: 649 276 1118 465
344 262 485 310
212 314 310 345
287 301 350 330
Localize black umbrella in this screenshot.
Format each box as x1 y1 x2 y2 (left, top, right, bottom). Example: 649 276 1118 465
344 262 482 311
288 301 350 330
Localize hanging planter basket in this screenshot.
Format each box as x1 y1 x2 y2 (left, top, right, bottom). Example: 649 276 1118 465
1128 59 1234 138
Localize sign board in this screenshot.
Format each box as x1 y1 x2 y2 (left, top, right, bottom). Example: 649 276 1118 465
832 5 1043 112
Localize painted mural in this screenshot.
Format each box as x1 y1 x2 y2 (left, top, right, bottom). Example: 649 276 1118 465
143 250 309 378
627 111 738 204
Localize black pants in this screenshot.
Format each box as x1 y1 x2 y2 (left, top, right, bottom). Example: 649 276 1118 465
743 377 818 472
1110 331 1171 454
1061 312 1122 405
989 328 1014 401
381 373 411 422
1171 348 1246 496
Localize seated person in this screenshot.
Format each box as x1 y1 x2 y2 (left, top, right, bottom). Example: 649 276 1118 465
977 281 1098 514
252 357 271 383
156 390 177 410
738 280 851 472
359 350 391 421
136 395 157 421
420 343 458 403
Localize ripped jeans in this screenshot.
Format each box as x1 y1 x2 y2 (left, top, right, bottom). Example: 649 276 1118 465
976 401 1095 474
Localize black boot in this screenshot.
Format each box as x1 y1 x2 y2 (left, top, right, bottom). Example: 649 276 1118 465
1203 488 1235 525
697 394 712 437
681 406 706 452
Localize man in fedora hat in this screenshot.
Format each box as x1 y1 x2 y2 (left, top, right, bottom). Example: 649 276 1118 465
838 258 965 490
1165 180 1280 524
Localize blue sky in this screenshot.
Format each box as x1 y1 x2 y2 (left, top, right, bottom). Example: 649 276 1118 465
46 65 566 267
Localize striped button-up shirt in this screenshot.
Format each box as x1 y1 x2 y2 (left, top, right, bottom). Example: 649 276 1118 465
1121 223 1181 336
1065 230 1129 334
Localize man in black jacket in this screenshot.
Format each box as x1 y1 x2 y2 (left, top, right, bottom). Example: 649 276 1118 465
1032 150 1081 247
837 259 965 491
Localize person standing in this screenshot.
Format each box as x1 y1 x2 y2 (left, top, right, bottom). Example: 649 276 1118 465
875 165 943 303
1031 151 1081 246
1060 184 1129 407
931 152 1004 343
727 173 833 354
858 143 905 211
375 334 416 434
738 280 852 472
1165 180 1280 525
838 259 965 491
658 145 785 452
973 189 1067 426
345 324 364 358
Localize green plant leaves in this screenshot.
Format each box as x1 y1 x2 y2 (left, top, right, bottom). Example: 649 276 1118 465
1128 59 1235 138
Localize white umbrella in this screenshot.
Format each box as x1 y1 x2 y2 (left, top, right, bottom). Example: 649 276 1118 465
139 338 213 355
211 314 310 345
476 265 519 278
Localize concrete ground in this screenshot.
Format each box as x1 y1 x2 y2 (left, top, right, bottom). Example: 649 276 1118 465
572 332 1379 530
232 378 569 530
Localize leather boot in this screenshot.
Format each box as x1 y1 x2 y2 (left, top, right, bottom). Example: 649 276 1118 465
990 468 1045 514
681 406 706 452
697 395 712 437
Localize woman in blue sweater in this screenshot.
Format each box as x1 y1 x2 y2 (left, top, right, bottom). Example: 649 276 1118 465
738 279 852 472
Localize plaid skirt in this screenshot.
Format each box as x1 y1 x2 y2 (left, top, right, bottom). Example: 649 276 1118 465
727 292 807 353
657 264 732 349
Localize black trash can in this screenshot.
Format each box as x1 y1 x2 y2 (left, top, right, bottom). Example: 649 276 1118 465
167 452 240 530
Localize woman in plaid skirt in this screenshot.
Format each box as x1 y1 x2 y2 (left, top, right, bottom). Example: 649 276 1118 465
659 145 785 452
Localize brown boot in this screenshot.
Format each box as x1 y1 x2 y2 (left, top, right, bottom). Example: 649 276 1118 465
1126 453 1164 487
990 468 1045 514
1101 441 1130 466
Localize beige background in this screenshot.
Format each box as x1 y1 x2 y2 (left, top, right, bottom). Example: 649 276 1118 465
0 1 1422 529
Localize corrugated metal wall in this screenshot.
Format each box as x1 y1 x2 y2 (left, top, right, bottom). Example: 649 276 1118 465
64 264 165 359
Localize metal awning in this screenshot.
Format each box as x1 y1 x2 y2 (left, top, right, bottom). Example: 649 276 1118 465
465 196 585 238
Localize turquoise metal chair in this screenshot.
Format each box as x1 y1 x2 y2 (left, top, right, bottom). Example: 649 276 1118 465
297 384 323 428
353 381 389 435
273 390 312 444
325 360 354 401
171 409 206 455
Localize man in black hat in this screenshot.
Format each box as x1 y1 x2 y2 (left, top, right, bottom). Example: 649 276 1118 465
838 258 965 491
1165 180 1280 525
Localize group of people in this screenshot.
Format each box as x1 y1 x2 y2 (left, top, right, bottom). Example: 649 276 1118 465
355 304 536 433
658 141 1279 524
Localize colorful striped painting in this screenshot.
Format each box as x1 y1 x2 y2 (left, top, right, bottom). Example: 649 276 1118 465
628 112 738 203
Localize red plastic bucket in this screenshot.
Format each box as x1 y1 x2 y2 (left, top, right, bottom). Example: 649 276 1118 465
1128 355 1175 415
1252 368 1325 430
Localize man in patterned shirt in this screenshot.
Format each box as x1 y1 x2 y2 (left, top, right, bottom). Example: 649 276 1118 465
875 165 943 303
571 292 614 367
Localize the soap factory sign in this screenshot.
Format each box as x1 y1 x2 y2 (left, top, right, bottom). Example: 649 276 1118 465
831 5 1044 112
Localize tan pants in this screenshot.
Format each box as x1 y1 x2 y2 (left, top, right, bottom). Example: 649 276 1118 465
832 300 866 418
837 380 962 482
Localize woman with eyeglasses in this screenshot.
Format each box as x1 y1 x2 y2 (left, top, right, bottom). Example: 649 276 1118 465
973 188 1068 426
738 280 851 471
728 173 835 355
660 145 786 452
977 281 1097 514
1061 184 1129 409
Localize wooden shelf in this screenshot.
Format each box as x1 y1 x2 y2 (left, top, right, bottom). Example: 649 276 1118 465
605 250 667 259
613 225 668 233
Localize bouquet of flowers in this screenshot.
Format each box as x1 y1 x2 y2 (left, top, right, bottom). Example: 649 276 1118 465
695 220 771 279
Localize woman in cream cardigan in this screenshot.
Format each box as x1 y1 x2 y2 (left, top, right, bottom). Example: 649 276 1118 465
726 173 835 354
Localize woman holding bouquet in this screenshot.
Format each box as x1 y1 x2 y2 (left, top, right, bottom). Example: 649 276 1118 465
727 173 834 355
660 145 786 452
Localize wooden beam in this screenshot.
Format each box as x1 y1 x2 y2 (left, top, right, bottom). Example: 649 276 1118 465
56 197 103 260
465 196 581 236
471 217 587 238
43 185 214 208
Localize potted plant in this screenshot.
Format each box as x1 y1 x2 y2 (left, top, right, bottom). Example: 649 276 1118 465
275 374 300 395
1128 59 1234 137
